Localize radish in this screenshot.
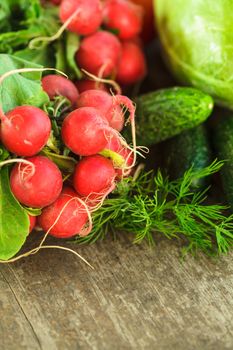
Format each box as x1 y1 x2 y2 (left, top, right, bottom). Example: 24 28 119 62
61 107 114 156
42 75 79 107
29 215 36 233
73 155 116 197
76 90 124 131
10 156 63 208
0 106 51 157
103 0 143 40
59 0 103 36
116 40 147 85
75 79 107 93
37 187 89 238
76 31 122 78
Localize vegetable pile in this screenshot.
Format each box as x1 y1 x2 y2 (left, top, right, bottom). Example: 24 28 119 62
0 0 147 87
0 0 233 264
0 53 138 261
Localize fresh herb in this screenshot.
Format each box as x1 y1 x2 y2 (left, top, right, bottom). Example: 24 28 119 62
75 160 233 255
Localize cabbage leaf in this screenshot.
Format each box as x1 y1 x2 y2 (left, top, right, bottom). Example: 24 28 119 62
154 0 233 109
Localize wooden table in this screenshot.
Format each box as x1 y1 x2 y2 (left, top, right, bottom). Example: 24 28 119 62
0 233 233 350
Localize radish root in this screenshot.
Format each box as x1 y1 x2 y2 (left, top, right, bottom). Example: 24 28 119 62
0 159 36 177
81 69 121 95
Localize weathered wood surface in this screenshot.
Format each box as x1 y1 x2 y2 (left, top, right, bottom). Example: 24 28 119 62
0 233 233 350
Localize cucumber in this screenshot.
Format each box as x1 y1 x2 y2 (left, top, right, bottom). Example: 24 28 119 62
134 87 214 145
213 114 233 209
163 124 212 188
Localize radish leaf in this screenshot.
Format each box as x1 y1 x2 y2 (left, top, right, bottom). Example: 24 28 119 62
0 167 29 260
0 54 49 113
65 32 82 79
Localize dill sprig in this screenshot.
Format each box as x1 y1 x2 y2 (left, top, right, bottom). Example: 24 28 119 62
74 160 233 255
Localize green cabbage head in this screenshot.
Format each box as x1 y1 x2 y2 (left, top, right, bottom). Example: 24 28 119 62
154 0 233 109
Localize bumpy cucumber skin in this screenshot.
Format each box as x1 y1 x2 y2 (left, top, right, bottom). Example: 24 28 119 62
135 87 214 146
164 124 211 188
213 116 233 209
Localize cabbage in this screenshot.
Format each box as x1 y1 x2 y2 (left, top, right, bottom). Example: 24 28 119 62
154 0 233 109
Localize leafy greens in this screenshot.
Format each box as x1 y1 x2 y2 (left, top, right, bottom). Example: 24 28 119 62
0 0 82 79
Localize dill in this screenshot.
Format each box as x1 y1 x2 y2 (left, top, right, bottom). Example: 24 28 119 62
74 160 233 255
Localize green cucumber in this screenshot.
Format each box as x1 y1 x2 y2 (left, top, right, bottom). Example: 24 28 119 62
163 124 212 188
213 114 233 209
134 87 214 145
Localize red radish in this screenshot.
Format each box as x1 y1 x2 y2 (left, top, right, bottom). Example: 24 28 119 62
76 90 124 131
103 0 143 40
0 106 51 157
10 156 63 208
42 75 79 107
38 187 88 238
76 31 122 78
73 155 116 197
61 107 113 156
59 0 103 36
76 90 112 113
131 0 155 43
116 40 147 85
75 79 107 93
110 108 125 131
29 215 36 233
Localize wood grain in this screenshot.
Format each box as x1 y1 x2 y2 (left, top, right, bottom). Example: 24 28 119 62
0 233 233 350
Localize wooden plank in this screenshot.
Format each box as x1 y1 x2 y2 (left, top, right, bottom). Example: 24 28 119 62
0 233 233 350
0 270 41 350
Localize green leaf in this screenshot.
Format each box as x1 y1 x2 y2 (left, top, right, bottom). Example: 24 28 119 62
40 148 77 172
0 28 44 53
0 167 29 260
0 0 11 32
55 40 67 73
65 32 82 79
0 145 9 161
22 0 42 21
14 47 55 67
0 1 59 53
0 54 49 113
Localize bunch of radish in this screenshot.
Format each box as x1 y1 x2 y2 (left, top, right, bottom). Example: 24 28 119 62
0 70 136 241
50 0 147 87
